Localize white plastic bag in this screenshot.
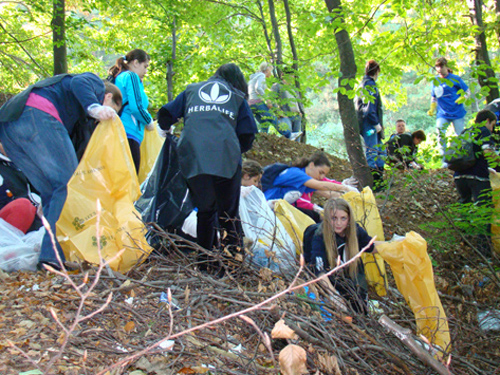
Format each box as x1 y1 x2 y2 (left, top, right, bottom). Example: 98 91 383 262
239 186 296 273
0 219 45 272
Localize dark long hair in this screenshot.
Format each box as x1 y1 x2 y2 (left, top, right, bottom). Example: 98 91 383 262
365 59 380 77
293 151 331 169
213 63 248 99
108 49 150 79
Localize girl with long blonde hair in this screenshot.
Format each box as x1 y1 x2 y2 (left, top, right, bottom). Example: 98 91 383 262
303 198 378 313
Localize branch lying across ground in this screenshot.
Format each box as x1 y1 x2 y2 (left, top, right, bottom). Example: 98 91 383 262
379 315 453 375
96 238 376 374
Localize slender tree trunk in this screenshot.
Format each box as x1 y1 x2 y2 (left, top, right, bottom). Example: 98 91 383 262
496 0 500 49
283 0 307 142
468 0 499 102
255 0 274 63
166 17 176 102
324 0 372 187
267 0 282 70
52 0 67 75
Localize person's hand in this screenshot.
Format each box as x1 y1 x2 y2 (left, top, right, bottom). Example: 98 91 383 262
342 176 358 188
343 184 359 193
375 124 382 133
283 190 301 205
146 121 155 131
427 102 437 116
313 204 324 213
87 104 117 120
157 123 174 138
241 185 253 198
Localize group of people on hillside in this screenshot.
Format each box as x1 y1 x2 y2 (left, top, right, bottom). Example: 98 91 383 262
0 51 497 315
358 56 498 257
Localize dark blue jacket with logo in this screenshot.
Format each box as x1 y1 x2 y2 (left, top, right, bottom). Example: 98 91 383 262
157 77 257 179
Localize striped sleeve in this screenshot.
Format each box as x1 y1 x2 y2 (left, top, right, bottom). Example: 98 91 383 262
125 72 153 125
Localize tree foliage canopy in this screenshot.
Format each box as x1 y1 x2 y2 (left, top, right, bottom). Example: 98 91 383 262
0 0 498 126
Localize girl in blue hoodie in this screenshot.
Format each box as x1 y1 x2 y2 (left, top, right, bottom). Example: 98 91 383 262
108 49 154 172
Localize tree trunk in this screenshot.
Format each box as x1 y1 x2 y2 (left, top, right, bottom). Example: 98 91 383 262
267 0 282 71
496 0 500 49
468 0 499 103
324 0 373 187
255 0 274 63
283 0 307 142
52 0 67 75
166 17 176 102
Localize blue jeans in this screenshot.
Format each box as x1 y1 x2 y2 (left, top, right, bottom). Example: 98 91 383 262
0 107 78 264
276 118 292 138
289 115 302 133
437 117 465 155
362 126 386 169
251 103 291 137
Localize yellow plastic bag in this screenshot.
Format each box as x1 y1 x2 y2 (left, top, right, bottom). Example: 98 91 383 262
138 128 164 185
490 172 500 254
56 117 152 272
343 187 387 296
274 200 315 257
377 232 451 353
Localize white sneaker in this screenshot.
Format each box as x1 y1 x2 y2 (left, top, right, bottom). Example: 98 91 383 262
290 131 303 141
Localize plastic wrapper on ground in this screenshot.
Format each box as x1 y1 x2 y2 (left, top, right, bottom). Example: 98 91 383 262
56 118 152 272
343 186 387 296
377 231 451 353
0 218 44 272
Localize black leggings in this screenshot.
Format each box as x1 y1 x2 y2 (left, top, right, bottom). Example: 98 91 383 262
295 206 321 223
187 165 243 251
127 138 141 174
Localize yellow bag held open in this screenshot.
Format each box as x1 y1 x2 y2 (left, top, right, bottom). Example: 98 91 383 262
138 126 164 185
274 200 315 257
56 117 152 272
376 232 451 353
343 187 387 296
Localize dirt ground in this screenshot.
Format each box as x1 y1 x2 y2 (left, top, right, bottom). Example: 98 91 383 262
1 133 499 374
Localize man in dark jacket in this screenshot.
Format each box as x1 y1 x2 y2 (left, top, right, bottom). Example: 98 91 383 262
386 120 426 170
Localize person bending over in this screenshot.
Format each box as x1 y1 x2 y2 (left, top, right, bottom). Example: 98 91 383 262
241 160 263 188
157 63 258 255
263 151 355 222
386 123 426 170
0 73 122 270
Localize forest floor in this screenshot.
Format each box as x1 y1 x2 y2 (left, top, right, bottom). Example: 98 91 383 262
1 133 499 375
